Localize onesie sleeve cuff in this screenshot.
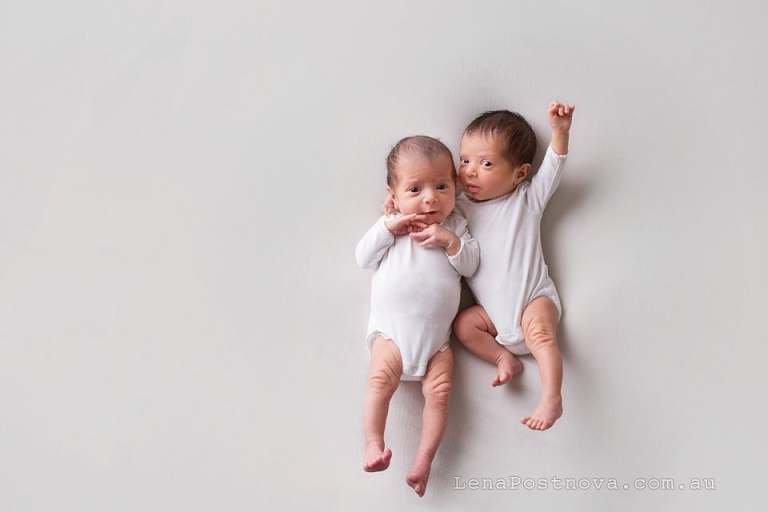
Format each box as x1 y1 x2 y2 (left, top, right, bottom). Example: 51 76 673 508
380 215 396 237
446 228 479 277
447 238 465 260
548 143 568 159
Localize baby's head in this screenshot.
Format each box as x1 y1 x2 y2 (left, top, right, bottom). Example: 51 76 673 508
386 136 456 225
459 110 537 201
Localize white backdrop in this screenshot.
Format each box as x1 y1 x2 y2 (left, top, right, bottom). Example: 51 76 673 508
2 1 767 510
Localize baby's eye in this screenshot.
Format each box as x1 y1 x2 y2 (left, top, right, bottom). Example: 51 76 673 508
460 158 469 165
408 187 420 193
437 184 449 190
482 160 492 168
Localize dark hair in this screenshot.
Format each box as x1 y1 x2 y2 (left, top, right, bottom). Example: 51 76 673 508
464 110 537 166
386 135 456 186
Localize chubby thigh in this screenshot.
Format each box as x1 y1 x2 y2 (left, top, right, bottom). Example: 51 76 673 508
421 345 453 392
460 297 559 355
519 296 560 352
368 336 404 386
369 335 454 386
368 330 451 380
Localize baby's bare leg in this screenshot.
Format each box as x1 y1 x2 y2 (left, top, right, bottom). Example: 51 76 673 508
454 305 522 386
363 336 402 472
406 347 453 497
520 297 563 431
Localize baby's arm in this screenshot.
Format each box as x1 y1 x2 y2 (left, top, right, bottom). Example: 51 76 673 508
356 214 428 269
549 101 575 156
526 102 575 212
356 216 396 269
410 216 479 276
446 216 479 277
409 224 461 256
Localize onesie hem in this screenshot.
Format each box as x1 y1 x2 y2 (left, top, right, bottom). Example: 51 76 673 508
366 330 450 381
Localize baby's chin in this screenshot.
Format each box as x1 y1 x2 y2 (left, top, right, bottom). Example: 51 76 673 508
403 210 448 225
422 211 449 224
466 192 486 201
461 187 484 201
467 190 505 202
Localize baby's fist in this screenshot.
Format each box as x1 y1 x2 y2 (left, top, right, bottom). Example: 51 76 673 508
548 101 575 133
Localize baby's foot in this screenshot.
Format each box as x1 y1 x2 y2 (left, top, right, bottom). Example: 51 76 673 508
406 453 432 497
520 397 563 431
363 444 392 472
491 353 523 387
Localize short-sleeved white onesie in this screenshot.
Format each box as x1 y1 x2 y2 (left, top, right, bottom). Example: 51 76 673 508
356 212 479 380
455 145 567 355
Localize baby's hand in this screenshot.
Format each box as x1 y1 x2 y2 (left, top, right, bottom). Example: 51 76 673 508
385 213 427 236
548 101 575 134
381 195 396 216
410 224 461 256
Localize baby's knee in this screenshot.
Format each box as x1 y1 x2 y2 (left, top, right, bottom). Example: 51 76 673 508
454 308 480 339
524 322 558 351
453 309 470 331
368 365 400 395
424 377 452 406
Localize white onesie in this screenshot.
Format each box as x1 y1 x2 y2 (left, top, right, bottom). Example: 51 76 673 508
455 145 567 355
356 212 479 380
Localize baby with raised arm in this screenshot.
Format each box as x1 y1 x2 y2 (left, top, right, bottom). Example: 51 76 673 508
453 102 575 431
356 136 479 497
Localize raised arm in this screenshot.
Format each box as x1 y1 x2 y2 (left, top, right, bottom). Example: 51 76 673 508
526 102 575 212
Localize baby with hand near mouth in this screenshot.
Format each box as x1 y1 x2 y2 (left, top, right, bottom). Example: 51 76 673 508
356 135 478 497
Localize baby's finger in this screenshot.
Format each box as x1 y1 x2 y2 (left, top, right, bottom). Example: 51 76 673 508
414 230 437 242
418 236 436 247
403 213 427 224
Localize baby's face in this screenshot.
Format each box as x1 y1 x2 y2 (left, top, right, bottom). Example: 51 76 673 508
388 154 456 225
459 133 528 201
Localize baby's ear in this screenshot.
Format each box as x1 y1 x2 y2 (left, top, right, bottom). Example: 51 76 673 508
515 163 532 182
386 186 397 210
